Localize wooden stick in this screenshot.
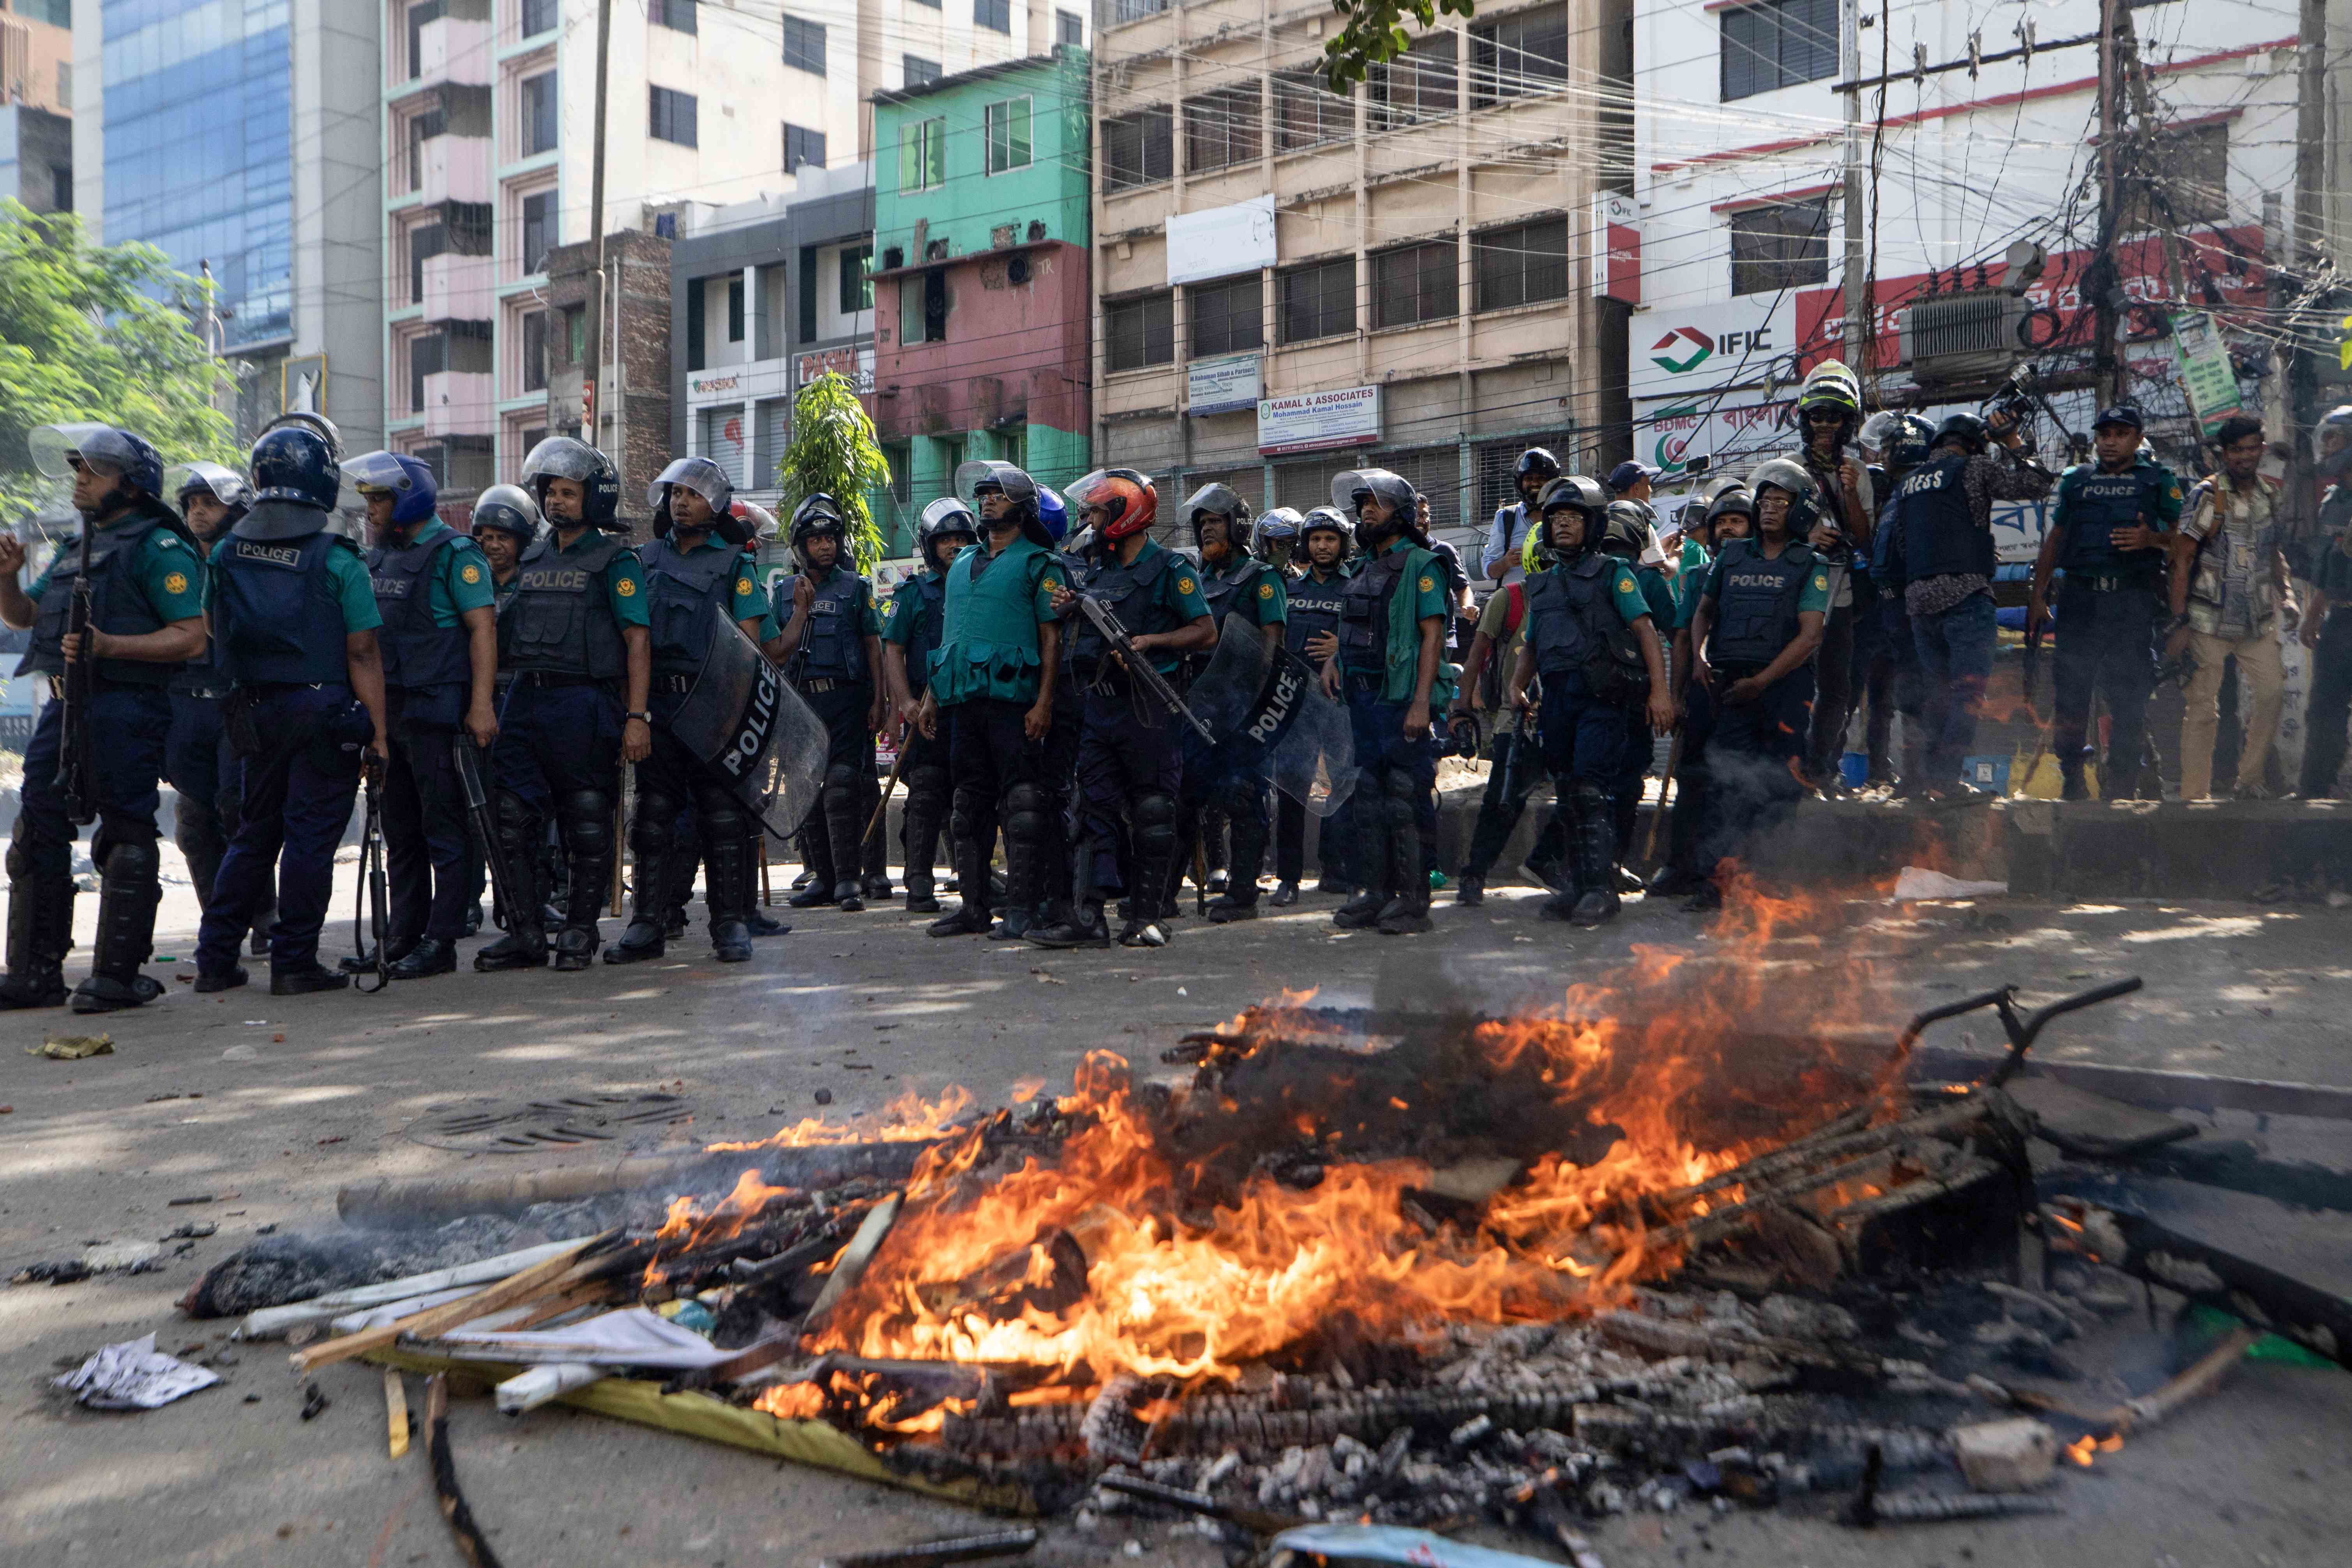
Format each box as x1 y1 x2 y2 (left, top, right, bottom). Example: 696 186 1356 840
2112 1324 2258 1433
759 834 772 906
1642 731 1683 862
291 1233 613 1377
425 1374 505 1568
238 1237 596 1340
802 1191 902 1331
384 1367 410 1460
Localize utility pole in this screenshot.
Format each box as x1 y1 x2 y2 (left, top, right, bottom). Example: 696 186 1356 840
2092 0 2121 410
2115 9 2188 304
1840 0 1868 380
2291 0 2329 536
583 0 614 456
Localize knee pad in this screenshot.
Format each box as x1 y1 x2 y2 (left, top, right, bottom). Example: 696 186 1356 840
632 791 681 855
103 835 161 888
1133 791 1178 855
174 797 224 856
561 791 614 856
698 796 749 842
1572 781 1612 818
5 831 35 882
1381 767 1421 830
824 762 860 800
907 764 951 805
1004 782 1050 840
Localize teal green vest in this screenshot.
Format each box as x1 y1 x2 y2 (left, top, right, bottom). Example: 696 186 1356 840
930 537 1051 706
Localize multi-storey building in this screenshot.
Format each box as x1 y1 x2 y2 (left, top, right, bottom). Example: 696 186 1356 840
1086 0 1619 555
74 0 384 448
0 0 72 216
1628 0 2299 530
869 45 1093 546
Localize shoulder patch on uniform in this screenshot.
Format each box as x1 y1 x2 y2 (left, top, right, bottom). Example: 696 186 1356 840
881 599 897 619
1177 576 1197 595
1813 575 1828 590
1617 578 1636 593
1257 580 1275 599
163 570 189 595
616 577 637 597
1419 575 1436 593
460 563 483 584
1042 572 1063 592
737 576 755 596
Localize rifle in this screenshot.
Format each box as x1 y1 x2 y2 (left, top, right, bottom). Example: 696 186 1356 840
1072 592 1214 743
56 523 97 826
355 761 391 994
452 737 522 935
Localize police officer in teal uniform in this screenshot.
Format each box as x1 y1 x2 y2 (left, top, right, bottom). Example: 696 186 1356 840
164 460 263 950
477 437 653 973
1686 458 1833 909
1505 480 1674 927
1327 469 1455 936
1174 482 1288 922
2026 405 2182 800
1649 486 1751 897
0 427 209 1012
882 498 979 915
1029 469 1213 950
1600 498 1680 893
1271 507 1353 903
775 495 886 911
918 465 1069 938
603 457 773 964
342 451 499 978
192 422 392 994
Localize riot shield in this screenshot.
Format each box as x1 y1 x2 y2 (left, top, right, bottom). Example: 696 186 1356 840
1185 616 1358 816
664 619 830 838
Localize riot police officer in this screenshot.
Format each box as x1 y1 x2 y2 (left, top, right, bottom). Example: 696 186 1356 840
0 427 208 1011
476 437 653 972
1174 482 1287 922
1273 507 1353 903
1600 499 1679 891
883 499 979 914
1256 507 1303 577
775 495 885 911
191 424 392 994
164 461 262 949
919 463 1068 937
1485 449 1561 584
2026 405 2182 800
1504 480 1674 926
1649 486 1751 897
459 483 540 931
1859 415 1934 795
1327 469 1455 936
1686 459 1833 908
341 451 498 978
603 457 773 964
1029 470 1213 949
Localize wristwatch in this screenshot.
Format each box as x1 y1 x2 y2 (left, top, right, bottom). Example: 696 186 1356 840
625 710 652 723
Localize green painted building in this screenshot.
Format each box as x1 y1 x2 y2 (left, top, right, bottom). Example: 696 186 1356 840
869 46 1091 544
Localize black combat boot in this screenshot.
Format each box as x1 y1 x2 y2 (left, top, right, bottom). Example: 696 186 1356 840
927 826 992 936
789 825 839 908
1568 784 1621 928
0 874 71 1010
1377 784 1432 936
72 841 163 1014
602 814 670 964
1332 794 1390 930
703 818 756 963
475 802 548 971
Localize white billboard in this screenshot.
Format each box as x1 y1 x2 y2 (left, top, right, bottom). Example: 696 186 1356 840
1167 196 1277 286
1258 385 1380 455
1627 295 1797 401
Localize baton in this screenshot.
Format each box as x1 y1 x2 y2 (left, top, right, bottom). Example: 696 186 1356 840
1643 728 1684 862
355 763 392 994
452 737 523 935
612 758 636 916
865 736 909 841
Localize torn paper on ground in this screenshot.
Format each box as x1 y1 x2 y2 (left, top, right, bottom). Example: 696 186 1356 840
55 1334 221 1410
1892 867 2009 901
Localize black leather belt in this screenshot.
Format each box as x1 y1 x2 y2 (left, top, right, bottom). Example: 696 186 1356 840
1343 669 1385 692
511 671 602 688
796 677 855 694
652 673 695 694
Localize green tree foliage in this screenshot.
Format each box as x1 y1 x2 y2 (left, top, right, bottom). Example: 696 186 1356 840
1320 0 1480 91
0 201 235 516
776 371 891 570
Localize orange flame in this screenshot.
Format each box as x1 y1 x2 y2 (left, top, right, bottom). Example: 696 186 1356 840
2065 1433 2123 1467
706 1085 976 1152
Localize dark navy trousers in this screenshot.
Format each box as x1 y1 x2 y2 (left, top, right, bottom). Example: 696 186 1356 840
194 683 369 975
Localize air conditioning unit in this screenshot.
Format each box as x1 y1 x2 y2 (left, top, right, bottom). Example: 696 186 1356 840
1899 290 2024 386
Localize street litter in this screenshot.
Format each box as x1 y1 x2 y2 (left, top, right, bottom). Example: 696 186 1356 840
1891 867 2008 901
30 1033 113 1060
54 1333 219 1410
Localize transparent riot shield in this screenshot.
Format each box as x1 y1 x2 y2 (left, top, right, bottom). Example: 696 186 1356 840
1185 616 1358 816
665 619 829 837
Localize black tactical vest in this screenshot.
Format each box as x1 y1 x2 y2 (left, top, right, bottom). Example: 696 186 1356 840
1339 548 1412 672
1709 539 1817 668
211 523 354 687
1068 546 1178 671
783 567 871 683
1523 554 1618 678
1897 456 1992 584
1284 569 1347 658
19 508 187 686
899 571 949 695
639 537 743 677
501 533 630 680
367 531 476 696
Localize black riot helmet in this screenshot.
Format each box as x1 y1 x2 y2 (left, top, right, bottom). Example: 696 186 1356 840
1299 505 1354 560
1513 447 1562 498
1747 456 1826 538
1601 500 1653 561
520 436 623 529
1884 414 1936 474
646 456 747 542
917 496 980 569
1184 481 1253 552
1933 412 1991 457
167 460 253 536
789 492 849 570
957 459 1054 546
1531 474 1609 566
1704 486 1755 537
1334 468 1423 547
1254 507 1303 565
471 483 543 546
245 423 342 512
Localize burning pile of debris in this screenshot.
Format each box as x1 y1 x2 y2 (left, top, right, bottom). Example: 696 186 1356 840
179 923 2352 1564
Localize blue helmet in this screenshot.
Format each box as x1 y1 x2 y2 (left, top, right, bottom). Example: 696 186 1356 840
28 424 166 504
345 450 440 527
249 424 343 511
1037 484 1068 544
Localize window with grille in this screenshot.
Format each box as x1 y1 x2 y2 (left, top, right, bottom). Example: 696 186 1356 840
986 99 1033 174
1720 0 1836 102
1370 33 1456 129
785 124 826 175
520 72 556 156
1102 106 1173 191
521 189 554 275
1058 10 1084 46
653 0 697 34
783 16 827 75
975 0 1011 33
1274 71 1351 152
1111 0 1167 21
900 117 946 191
650 87 698 147
410 332 446 413
1471 11 1569 106
1728 197 1828 295
522 0 556 37
406 108 443 194
1273 460 1332 514
1376 447 1462 531
1185 85 1261 173
1107 292 1175 371
903 56 941 87
1473 217 1569 311
1190 276 1263 357
522 309 549 393
1373 242 1457 328
1279 258 1356 343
